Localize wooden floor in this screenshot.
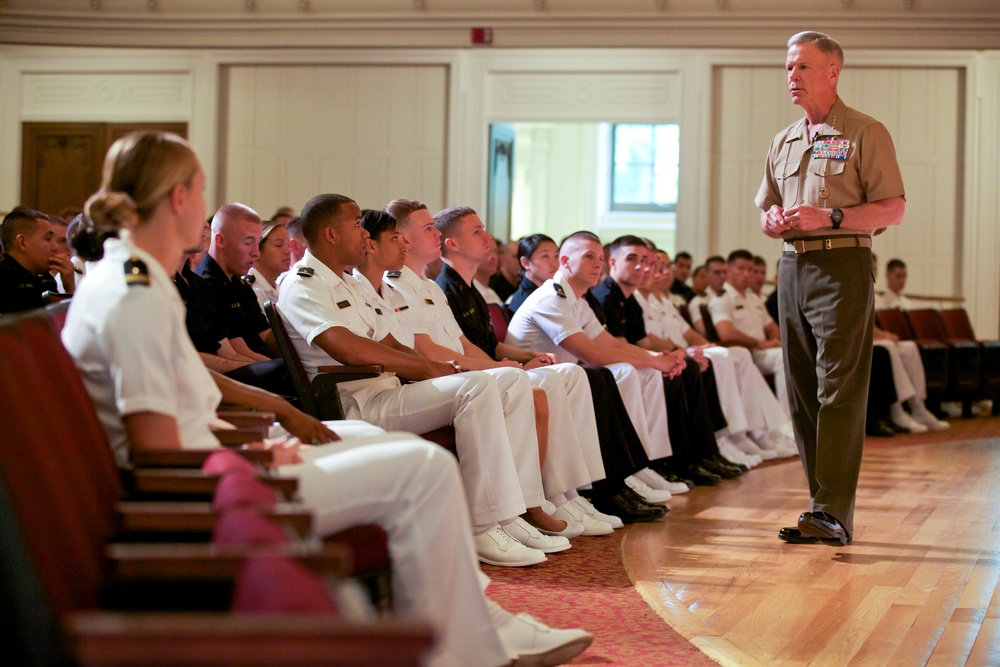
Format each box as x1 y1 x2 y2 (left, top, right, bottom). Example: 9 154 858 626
623 417 1000 667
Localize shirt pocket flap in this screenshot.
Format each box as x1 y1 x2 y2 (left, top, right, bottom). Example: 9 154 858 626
807 159 846 177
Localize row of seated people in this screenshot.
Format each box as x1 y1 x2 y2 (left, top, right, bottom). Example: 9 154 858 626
2 133 600 667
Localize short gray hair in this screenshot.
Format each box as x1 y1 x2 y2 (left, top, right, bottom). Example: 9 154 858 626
788 31 844 66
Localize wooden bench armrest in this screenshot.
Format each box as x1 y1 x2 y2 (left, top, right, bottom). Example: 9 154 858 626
130 448 274 469
108 542 350 581
116 501 312 537
317 364 383 375
127 469 298 501
217 410 277 429
211 428 269 446
67 613 434 667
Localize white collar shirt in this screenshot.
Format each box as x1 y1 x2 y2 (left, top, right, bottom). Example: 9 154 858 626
709 282 773 340
247 266 278 312
352 269 416 349
505 270 605 365
385 265 465 354
62 231 221 467
687 287 718 326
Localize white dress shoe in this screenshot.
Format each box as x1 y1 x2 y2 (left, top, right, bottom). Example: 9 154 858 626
719 440 759 467
744 432 780 460
890 407 929 433
625 475 673 503
496 611 594 667
635 467 689 494
506 518 572 554
911 408 950 430
570 495 623 529
475 525 547 567
552 500 613 536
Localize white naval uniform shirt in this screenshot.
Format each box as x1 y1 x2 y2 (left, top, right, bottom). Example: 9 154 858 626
635 291 691 349
277 250 400 415
875 290 911 311
709 282 774 340
505 270 606 365
352 269 415 349
385 265 466 354
61 231 222 468
687 287 718 328
247 266 279 313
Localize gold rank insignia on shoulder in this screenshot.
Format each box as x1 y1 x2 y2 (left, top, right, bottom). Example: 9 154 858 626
124 256 149 286
552 283 566 298
297 266 316 278
374 307 383 315
395 305 409 312
424 298 434 305
337 300 351 309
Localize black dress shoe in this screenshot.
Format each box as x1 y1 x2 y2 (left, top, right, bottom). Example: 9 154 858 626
798 511 850 545
778 527 820 544
865 418 896 438
684 465 722 486
703 456 744 478
591 489 666 524
652 465 695 488
621 486 670 514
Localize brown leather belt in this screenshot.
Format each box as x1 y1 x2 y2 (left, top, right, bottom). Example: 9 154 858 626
782 235 872 254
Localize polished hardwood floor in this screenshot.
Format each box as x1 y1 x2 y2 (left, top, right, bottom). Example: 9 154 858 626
623 416 1000 666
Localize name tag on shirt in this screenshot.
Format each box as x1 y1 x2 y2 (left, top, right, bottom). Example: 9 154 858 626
337 300 351 309
812 139 850 160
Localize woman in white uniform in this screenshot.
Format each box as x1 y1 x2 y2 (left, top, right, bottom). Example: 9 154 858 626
60 131 591 667
247 219 290 312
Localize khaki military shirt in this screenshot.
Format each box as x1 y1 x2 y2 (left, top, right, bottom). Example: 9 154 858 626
755 97 905 239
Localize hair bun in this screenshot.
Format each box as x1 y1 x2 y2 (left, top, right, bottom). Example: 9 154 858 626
84 190 138 235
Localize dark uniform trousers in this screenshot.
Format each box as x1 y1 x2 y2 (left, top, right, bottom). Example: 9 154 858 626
778 246 874 537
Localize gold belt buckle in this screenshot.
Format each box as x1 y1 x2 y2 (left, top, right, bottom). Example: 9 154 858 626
825 239 833 250
793 240 806 253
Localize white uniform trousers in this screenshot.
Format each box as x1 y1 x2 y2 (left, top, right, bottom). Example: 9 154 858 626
874 339 922 403
605 362 673 460
285 433 509 667
348 370 527 528
480 366 545 508
526 363 606 499
752 347 791 417
704 346 789 433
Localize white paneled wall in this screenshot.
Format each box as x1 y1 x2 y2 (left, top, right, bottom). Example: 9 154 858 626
712 65 961 299
223 64 448 216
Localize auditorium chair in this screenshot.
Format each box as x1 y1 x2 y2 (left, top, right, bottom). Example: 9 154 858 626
875 308 951 414
265 300 456 452
699 303 721 343
678 302 692 327
488 301 511 343
0 307 433 665
905 308 981 417
936 308 1000 415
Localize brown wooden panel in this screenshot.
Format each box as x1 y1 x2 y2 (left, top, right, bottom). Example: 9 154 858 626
20 122 189 219
21 122 104 216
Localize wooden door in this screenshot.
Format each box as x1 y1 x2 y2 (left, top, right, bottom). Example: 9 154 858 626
20 122 188 218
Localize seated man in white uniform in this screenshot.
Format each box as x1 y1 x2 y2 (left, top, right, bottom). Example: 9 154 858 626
380 201 635 531
688 255 727 338
637 247 797 460
351 208 584 548
875 258 913 310
709 250 790 416
277 193 552 569
506 232 704 509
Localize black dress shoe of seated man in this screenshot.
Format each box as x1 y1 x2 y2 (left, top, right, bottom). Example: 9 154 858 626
865 417 896 438
592 489 666 523
685 465 722 486
621 486 670 514
702 455 743 478
798 511 851 546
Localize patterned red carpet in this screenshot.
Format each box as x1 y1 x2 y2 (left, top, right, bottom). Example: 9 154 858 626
485 527 715 666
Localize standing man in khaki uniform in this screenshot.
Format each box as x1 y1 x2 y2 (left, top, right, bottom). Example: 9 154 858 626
756 31 905 546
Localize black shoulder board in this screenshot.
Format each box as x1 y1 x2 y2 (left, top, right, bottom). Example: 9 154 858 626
124 257 150 287
552 283 566 298
243 274 255 285
297 266 316 278
386 270 402 278
336 300 351 309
